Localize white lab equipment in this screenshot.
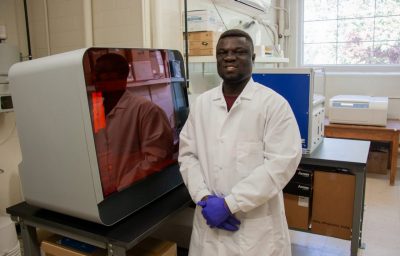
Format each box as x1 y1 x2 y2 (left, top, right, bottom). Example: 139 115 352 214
9 47 189 225
329 95 388 126
0 42 19 112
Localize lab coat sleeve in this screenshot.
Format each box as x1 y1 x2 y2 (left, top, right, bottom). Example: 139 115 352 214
225 100 302 214
178 104 211 203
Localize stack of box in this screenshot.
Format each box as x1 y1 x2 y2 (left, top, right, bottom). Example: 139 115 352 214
184 10 222 56
283 165 313 230
41 235 177 256
187 31 221 56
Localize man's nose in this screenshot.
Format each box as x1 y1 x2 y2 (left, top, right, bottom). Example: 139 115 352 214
224 51 236 60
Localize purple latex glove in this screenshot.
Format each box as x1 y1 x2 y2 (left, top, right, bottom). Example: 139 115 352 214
197 200 207 207
200 196 231 227
197 195 217 208
217 215 241 231
197 196 240 231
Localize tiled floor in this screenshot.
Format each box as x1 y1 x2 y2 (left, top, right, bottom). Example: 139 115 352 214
290 172 400 256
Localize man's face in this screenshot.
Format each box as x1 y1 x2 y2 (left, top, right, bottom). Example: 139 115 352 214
216 36 255 84
95 71 127 92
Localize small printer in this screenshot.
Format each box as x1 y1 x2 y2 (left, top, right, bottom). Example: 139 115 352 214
329 95 388 126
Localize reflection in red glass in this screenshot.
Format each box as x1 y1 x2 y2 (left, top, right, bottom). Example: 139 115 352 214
91 92 106 133
84 50 178 197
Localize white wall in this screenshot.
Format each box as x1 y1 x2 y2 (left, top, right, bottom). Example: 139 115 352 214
150 0 184 51
0 0 28 57
92 0 150 47
26 0 88 57
25 0 183 53
27 0 50 58
46 0 86 54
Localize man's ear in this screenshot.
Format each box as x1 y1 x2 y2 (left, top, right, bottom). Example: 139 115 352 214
252 53 256 63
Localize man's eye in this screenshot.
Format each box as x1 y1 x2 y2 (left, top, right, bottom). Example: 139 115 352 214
235 50 248 55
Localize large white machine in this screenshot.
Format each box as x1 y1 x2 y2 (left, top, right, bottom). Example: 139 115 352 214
9 47 189 225
329 95 388 126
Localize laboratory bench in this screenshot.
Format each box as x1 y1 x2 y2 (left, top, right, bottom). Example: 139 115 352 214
6 185 192 256
296 137 370 256
324 118 400 185
7 138 369 256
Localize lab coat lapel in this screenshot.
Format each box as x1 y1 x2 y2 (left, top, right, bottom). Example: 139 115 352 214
211 84 228 110
211 78 256 111
224 78 256 113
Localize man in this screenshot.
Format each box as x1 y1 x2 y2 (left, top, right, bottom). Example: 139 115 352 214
178 29 302 255
92 53 174 197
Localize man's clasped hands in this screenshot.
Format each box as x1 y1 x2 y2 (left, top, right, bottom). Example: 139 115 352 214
197 195 241 231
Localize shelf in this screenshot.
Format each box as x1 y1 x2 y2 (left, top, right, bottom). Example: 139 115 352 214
188 56 289 63
256 56 290 63
86 77 184 92
126 77 185 87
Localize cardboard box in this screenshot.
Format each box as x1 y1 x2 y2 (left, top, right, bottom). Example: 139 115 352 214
187 31 220 41
284 193 310 230
188 48 214 56
41 235 177 256
366 150 389 174
188 40 217 50
186 31 220 56
41 235 105 256
311 171 355 240
128 237 177 256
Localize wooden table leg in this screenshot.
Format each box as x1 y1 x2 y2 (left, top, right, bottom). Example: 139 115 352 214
390 133 399 185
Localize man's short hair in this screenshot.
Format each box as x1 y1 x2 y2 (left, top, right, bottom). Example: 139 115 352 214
217 29 254 52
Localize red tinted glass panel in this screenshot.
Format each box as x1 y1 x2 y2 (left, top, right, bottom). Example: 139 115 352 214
83 48 188 198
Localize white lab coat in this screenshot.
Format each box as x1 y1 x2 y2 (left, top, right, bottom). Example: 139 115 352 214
179 78 302 256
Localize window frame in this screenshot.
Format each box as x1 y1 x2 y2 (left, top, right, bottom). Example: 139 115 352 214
297 0 400 72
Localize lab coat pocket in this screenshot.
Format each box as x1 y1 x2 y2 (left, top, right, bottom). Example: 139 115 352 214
192 206 216 245
236 141 264 177
239 216 275 255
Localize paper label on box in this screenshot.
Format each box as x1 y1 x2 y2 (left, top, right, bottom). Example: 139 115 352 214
298 196 309 207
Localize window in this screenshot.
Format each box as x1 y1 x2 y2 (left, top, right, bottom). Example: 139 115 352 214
301 0 400 65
